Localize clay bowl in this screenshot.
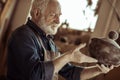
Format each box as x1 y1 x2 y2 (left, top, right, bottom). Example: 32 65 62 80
89 37 120 66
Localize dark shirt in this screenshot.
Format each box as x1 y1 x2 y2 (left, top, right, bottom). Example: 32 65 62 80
7 19 83 80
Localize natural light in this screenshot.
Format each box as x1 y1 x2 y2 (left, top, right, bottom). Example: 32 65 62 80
59 0 98 30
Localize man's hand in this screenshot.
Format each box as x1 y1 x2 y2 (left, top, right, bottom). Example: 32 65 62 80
97 64 114 74
68 43 98 63
80 64 115 80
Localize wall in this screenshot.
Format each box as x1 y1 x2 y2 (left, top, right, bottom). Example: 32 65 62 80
10 0 32 31
92 0 120 38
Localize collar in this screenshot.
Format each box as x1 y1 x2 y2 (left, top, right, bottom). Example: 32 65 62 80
26 18 54 39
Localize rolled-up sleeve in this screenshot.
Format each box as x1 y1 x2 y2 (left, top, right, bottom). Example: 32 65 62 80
59 63 84 80
7 27 54 80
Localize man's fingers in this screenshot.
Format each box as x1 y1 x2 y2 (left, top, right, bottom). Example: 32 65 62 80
81 54 98 63
114 64 120 67
110 65 114 69
97 64 114 73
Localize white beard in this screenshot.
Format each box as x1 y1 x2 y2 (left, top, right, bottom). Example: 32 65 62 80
38 17 59 35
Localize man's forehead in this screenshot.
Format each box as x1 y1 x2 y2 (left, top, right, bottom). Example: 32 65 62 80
47 0 61 13
48 0 61 8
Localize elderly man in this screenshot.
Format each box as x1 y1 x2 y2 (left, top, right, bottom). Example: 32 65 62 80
7 0 114 80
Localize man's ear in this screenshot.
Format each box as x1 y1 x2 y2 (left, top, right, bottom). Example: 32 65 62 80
34 9 41 19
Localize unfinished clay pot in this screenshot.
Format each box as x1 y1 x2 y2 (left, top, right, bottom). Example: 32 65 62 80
89 31 120 66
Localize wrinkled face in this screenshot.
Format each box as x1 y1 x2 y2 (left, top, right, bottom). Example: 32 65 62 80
38 0 62 35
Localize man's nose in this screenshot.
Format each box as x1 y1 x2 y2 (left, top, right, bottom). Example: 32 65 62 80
54 16 60 24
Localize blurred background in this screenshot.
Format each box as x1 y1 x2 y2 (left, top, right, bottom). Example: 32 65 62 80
0 0 120 80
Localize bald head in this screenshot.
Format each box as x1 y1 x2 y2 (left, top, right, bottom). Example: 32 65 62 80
30 0 60 17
